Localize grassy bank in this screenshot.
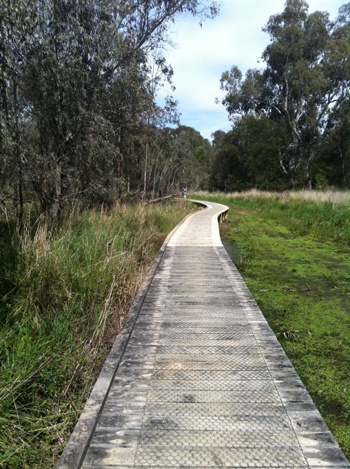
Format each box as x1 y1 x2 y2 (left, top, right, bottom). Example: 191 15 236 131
195 191 350 458
0 200 193 468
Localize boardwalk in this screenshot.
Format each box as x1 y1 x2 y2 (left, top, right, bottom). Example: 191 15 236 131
58 201 350 469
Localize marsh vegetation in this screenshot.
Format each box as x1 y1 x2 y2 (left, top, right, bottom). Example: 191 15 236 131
0 200 194 468
196 190 350 458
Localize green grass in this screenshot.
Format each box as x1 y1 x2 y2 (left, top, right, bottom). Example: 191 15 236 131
195 191 350 458
0 200 194 468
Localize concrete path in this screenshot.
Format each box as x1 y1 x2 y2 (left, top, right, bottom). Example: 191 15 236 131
58 201 350 468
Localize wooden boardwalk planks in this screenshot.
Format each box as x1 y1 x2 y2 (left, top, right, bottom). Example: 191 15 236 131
58 201 350 469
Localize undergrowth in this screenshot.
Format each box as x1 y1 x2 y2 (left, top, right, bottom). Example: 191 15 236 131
0 200 193 468
195 191 350 459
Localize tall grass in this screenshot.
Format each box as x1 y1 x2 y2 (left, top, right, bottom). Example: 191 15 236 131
196 189 350 245
0 200 193 468
196 188 350 205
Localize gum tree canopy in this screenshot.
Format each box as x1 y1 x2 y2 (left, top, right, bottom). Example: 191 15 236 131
219 0 350 188
0 0 219 218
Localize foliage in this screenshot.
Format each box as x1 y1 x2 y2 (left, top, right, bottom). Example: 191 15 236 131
210 116 288 191
197 191 350 458
0 200 195 468
0 0 219 219
159 125 212 191
218 1 350 189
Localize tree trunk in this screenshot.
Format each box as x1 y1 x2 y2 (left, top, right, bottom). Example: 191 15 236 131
13 79 24 220
143 143 149 198
50 163 62 221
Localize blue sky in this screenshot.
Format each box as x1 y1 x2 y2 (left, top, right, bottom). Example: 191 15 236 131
158 0 346 141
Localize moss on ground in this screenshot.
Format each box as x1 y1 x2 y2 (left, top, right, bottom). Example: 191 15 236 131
210 195 350 458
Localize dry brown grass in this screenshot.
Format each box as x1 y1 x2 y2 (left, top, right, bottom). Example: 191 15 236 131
195 189 350 205
0 200 194 468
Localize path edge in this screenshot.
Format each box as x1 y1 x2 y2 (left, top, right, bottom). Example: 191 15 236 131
56 202 216 469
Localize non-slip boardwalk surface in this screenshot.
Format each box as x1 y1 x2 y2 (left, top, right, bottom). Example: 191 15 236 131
58 201 350 468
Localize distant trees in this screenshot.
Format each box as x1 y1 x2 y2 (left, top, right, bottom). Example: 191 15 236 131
160 125 212 191
210 118 287 191
215 0 350 190
120 124 212 197
0 0 219 219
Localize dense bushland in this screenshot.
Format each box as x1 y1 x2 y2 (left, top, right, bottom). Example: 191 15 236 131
0 201 194 468
0 1 216 220
196 190 350 458
213 1 350 192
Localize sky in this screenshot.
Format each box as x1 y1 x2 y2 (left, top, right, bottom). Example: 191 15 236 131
157 0 346 141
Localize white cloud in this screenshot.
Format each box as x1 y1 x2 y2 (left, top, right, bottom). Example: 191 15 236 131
157 0 345 140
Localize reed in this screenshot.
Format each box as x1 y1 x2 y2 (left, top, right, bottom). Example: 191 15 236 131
0 200 193 468
196 188 350 205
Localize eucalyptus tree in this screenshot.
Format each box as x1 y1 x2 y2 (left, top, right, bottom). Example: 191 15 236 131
317 102 350 188
211 116 289 191
1 0 219 218
160 125 212 192
0 0 38 217
210 130 241 191
219 0 350 188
